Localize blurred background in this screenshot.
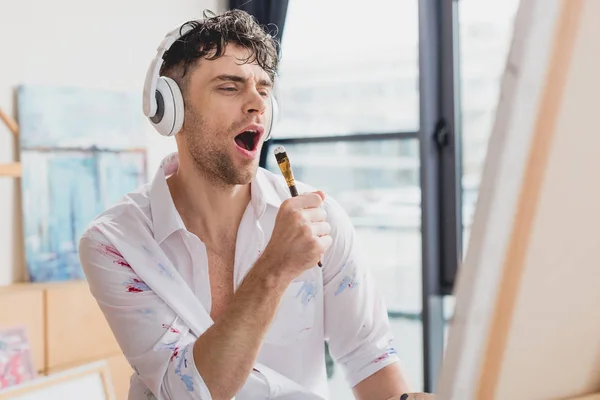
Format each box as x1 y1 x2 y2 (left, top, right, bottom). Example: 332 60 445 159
0 0 520 398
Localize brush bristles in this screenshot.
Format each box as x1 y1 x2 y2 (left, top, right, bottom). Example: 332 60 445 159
273 145 286 155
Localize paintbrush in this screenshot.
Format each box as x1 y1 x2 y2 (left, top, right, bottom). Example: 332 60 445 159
274 145 323 268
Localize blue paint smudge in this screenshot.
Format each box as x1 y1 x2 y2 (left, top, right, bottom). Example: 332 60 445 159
295 280 317 305
154 338 180 352
157 262 173 278
174 346 194 392
334 264 358 296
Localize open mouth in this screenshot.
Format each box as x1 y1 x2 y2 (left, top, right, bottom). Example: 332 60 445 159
234 130 259 152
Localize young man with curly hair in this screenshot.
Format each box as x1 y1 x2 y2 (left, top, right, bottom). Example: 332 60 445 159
79 8 432 400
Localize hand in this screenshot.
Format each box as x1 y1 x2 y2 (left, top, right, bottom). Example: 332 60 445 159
261 190 332 277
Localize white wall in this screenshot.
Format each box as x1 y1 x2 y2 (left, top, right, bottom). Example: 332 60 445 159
0 0 226 285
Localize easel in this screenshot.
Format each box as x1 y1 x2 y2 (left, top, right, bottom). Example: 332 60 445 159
0 107 21 177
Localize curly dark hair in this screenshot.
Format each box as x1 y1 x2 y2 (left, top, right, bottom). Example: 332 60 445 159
160 9 280 95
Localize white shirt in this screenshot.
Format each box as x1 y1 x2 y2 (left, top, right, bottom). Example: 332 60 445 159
79 152 399 400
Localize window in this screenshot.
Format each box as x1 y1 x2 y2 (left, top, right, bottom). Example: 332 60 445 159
275 0 419 138
266 1 423 396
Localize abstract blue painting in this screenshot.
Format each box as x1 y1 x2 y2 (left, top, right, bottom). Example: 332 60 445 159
17 85 148 282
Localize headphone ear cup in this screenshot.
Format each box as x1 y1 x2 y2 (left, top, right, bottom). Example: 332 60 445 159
265 94 279 141
149 76 184 136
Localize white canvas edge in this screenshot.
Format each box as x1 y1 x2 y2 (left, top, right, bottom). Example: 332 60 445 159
0 360 115 400
437 0 562 398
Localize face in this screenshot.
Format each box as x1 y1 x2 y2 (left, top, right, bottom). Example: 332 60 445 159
177 44 273 187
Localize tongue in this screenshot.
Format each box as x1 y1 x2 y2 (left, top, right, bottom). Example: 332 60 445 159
236 134 255 151
235 132 254 151
235 136 247 150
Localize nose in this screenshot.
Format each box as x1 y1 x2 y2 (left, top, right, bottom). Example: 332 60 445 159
244 90 267 116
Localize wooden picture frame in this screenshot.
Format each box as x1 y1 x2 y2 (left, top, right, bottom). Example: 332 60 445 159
439 0 600 399
0 361 115 400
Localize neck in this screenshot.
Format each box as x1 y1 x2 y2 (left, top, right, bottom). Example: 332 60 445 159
167 155 251 247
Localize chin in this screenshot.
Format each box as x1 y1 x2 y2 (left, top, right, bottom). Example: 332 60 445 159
235 164 258 185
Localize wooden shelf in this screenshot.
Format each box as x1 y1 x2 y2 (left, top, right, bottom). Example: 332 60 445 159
0 162 21 177
567 395 600 400
0 282 132 399
0 107 18 136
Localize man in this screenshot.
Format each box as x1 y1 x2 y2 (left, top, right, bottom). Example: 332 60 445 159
79 9 429 400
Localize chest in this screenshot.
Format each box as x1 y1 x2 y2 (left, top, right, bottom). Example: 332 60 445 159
181 214 270 321
205 242 236 321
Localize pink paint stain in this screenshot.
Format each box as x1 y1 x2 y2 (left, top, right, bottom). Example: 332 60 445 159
372 354 389 363
125 278 150 293
371 348 397 364
170 347 179 362
162 324 180 334
98 244 132 269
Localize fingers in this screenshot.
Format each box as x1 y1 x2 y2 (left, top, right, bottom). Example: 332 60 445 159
288 191 325 209
316 234 333 253
310 221 331 237
302 207 327 222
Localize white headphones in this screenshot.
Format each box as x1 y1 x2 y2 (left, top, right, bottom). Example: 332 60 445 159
142 20 279 138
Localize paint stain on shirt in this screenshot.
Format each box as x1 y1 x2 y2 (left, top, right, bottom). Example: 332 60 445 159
371 347 397 364
162 324 180 334
295 280 317 305
98 243 132 269
157 262 173 278
174 346 195 392
124 278 150 293
334 263 359 296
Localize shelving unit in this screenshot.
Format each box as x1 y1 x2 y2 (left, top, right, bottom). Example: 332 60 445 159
0 107 20 177
0 108 130 399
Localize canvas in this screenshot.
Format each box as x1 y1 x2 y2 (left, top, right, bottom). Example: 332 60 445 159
0 326 36 390
438 0 600 399
17 85 148 282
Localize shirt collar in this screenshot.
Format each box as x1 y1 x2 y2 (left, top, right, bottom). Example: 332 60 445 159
252 168 284 219
149 152 283 243
149 153 186 244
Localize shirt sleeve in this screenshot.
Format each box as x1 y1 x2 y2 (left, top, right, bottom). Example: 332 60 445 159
78 227 213 400
321 196 400 388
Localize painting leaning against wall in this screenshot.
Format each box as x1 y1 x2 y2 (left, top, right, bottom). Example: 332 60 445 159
17 85 148 282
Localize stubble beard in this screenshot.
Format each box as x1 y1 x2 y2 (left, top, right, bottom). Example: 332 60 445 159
183 109 258 189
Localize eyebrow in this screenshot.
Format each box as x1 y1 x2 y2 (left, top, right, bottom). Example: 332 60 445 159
210 74 273 88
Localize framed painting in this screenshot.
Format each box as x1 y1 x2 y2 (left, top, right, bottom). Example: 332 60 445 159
16 85 148 282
